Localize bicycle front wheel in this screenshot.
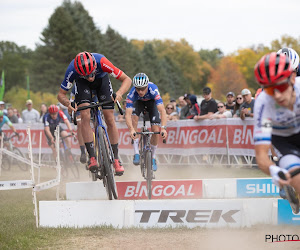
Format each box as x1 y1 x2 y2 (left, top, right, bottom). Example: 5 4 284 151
145 150 152 199
98 128 118 200
12 147 29 171
65 150 80 179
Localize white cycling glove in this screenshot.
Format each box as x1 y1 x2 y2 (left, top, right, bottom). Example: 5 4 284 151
269 165 288 187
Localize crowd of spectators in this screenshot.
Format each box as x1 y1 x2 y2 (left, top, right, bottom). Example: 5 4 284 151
161 86 255 122
3 87 257 125
1 99 71 124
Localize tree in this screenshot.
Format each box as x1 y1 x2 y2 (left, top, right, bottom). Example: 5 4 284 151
198 48 223 68
0 41 32 91
209 57 248 101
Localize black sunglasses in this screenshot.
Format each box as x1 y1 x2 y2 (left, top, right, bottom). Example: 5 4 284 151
217 106 224 108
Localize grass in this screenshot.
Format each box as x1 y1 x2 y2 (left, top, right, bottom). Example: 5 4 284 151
0 164 269 249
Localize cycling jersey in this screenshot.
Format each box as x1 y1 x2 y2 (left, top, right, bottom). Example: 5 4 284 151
43 111 68 133
61 53 123 91
254 77 300 145
125 83 163 109
0 115 12 131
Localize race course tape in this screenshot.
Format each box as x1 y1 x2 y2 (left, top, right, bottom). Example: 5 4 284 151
0 180 34 190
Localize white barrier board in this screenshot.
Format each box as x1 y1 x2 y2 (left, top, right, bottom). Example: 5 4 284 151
39 198 278 228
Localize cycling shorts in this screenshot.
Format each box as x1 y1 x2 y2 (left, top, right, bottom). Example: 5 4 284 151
74 74 114 109
272 132 300 158
132 100 161 125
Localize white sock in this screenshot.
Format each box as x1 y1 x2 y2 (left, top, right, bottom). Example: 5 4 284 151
133 139 139 154
151 144 157 158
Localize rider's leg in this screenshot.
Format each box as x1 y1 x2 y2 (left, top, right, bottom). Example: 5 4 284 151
103 109 124 175
80 106 96 157
132 115 140 165
150 125 160 171
76 115 87 163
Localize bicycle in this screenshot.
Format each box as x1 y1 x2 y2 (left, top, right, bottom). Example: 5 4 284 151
1 133 28 171
134 110 166 199
74 95 123 200
58 133 80 179
278 168 300 214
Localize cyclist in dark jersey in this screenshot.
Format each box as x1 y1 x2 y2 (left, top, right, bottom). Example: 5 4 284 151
125 73 167 171
57 52 132 175
43 105 73 160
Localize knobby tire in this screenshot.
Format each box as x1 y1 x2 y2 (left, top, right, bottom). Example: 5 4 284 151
12 147 28 171
146 150 152 199
98 128 118 200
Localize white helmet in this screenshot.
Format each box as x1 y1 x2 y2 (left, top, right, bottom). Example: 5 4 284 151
277 48 299 70
132 73 149 88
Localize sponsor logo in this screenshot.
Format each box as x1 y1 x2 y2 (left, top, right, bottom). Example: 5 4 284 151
100 95 106 100
237 179 279 197
103 63 114 72
135 209 240 223
84 89 90 95
154 95 161 101
278 199 300 225
117 180 202 200
66 81 73 89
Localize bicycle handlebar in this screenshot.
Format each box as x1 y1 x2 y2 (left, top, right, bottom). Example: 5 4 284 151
134 131 167 144
279 168 300 180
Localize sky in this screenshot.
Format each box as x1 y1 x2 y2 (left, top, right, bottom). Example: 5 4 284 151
0 0 300 55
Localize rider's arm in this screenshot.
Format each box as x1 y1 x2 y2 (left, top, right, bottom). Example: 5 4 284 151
58 88 75 113
125 108 135 133
115 72 132 102
255 144 273 175
44 126 54 142
157 104 167 138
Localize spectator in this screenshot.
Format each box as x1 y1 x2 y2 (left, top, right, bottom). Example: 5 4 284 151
21 99 40 123
210 102 232 119
7 107 18 123
40 103 48 123
233 95 244 117
0 101 7 116
181 94 200 119
240 89 255 120
170 99 180 114
13 108 23 123
165 103 179 121
178 96 187 119
194 87 217 121
225 92 235 113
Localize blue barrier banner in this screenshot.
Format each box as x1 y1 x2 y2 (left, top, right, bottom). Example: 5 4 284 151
278 199 300 225
237 178 279 197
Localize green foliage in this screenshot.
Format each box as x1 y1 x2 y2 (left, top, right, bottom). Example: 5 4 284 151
4 87 57 111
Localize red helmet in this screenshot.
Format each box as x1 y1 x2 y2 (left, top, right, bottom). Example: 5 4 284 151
74 51 97 76
48 105 58 114
254 52 293 86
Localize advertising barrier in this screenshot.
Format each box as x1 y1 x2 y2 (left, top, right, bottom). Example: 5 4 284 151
4 118 256 158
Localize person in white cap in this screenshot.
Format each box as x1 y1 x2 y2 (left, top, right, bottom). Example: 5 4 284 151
21 99 40 123
0 101 7 116
240 89 255 120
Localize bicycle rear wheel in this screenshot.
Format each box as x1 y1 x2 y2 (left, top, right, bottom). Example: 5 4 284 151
1 155 11 171
98 127 118 200
145 150 152 199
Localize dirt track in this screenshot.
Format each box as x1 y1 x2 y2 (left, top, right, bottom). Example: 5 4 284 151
2 164 299 249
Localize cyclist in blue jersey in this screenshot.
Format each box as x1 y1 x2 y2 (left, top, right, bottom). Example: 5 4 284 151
125 73 167 171
254 52 300 195
57 52 132 175
43 105 74 160
0 110 19 141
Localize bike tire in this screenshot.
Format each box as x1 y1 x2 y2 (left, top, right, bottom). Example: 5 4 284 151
284 185 300 214
65 150 80 179
12 147 29 171
98 128 118 200
1 155 11 171
145 150 152 199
